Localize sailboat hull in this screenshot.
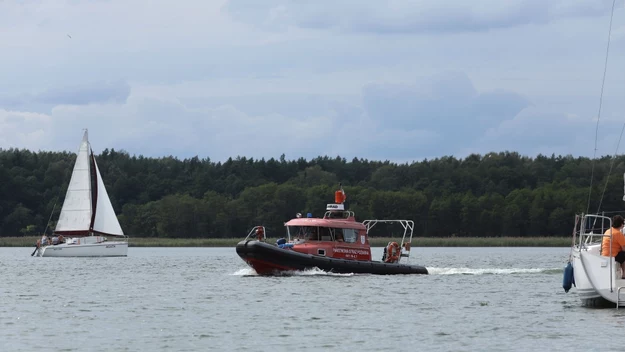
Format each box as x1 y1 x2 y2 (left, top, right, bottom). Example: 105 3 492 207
38 241 128 257
571 244 625 308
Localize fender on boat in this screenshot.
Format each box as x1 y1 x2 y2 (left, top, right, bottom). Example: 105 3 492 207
563 261 575 293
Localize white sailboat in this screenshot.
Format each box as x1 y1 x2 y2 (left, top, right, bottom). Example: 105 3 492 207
563 1 625 307
567 211 625 308
35 130 128 257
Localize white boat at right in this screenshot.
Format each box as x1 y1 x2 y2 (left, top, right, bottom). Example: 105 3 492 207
562 0 625 308
567 213 625 308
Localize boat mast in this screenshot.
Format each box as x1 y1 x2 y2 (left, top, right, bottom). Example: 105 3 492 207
88 149 98 234
586 0 618 215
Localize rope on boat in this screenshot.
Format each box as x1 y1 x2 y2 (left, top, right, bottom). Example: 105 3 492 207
596 123 625 214
42 203 57 237
568 215 579 263
42 168 71 236
586 0 617 215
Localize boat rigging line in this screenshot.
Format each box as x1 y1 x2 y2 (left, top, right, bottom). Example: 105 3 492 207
586 0 618 215
596 122 625 214
43 167 71 236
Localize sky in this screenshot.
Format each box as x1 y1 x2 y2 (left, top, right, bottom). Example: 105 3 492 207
1 0 625 162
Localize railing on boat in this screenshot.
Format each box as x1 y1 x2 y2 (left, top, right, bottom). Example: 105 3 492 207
244 226 267 241
323 210 355 219
362 219 414 264
577 214 611 248
576 213 615 292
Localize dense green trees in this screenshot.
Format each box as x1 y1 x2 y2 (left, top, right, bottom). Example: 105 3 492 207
1 148 624 238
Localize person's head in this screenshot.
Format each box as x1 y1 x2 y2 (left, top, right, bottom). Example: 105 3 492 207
613 215 624 228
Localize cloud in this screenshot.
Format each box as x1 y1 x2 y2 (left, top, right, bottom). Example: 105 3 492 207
0 78 441 161
16 91 342 160
1 1 624 163
361 72 530 155
0 80 131 113
181 93 345 118
0 109 51 151
0 0 238 48
225 0 621 34
0 71 554 162
35 80 131 105
474 106 623 157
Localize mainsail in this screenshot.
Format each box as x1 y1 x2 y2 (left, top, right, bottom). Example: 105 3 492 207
55 131 92 234
55 130 124 236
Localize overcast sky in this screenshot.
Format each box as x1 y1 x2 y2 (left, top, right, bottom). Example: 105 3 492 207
1 0 625 162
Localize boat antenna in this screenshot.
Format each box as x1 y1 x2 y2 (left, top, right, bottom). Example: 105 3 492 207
586 0 617 215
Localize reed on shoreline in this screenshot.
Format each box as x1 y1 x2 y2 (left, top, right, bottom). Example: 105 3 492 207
1 236 572 247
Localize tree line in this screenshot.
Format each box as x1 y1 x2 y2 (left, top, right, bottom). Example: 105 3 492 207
1 147 624 238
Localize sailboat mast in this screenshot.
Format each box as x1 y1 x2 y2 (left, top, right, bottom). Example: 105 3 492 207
89 149 98 233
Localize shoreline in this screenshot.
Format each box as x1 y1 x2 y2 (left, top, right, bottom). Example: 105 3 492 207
1 236 572 247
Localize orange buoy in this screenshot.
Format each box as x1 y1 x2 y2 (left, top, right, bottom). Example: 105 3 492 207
385 242 400 263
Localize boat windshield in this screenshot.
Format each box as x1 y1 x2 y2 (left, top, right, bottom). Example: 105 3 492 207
287 226 358 242
288 226 319 241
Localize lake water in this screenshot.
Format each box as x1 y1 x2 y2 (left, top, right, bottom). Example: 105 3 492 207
1 246 623 351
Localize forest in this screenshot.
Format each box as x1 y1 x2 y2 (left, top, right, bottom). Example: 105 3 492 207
1 147 625 238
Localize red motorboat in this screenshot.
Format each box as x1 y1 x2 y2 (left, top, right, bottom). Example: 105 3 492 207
236 186 428 275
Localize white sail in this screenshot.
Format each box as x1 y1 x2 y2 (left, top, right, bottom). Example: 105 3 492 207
55 131 92 232
91 157 124 236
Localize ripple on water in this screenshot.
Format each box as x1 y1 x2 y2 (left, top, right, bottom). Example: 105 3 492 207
427 267 559 275
0 246 616 352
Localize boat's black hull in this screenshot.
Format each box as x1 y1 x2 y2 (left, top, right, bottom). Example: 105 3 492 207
236 240 428 275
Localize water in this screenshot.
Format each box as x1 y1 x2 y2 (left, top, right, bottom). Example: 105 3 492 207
1 246 623 351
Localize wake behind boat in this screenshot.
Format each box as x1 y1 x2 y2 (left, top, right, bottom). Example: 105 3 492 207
33 130 128 257
236 185 428 275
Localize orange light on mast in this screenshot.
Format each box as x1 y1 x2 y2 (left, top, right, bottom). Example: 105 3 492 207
335 189 346 204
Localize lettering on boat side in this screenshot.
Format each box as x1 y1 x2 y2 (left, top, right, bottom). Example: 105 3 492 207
106 245 116 248
333 248 369 255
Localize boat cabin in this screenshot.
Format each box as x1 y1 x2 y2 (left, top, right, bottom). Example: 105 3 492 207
282 197 372 261
242 185 416 266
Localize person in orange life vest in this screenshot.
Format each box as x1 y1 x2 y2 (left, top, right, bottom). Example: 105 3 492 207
601 215 625 278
